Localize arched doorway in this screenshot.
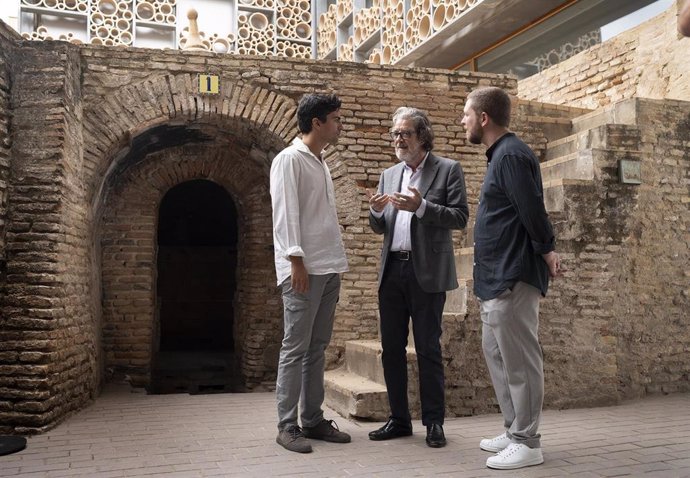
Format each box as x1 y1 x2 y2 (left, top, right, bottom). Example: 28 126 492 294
151 179 240 393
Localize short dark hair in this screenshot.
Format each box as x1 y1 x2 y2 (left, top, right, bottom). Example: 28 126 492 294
467 87 511 128
392 107 434 151
297 94 342 134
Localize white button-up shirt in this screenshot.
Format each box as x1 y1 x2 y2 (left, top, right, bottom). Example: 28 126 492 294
270 138 349 285
371 153 429 251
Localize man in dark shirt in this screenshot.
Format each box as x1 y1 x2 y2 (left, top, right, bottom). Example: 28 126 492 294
461 87 562 470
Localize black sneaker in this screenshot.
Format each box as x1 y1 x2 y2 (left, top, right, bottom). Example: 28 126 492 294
303 419 351 443
276 425 313 453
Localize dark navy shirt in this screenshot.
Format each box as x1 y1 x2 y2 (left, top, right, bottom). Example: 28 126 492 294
473 133 555 300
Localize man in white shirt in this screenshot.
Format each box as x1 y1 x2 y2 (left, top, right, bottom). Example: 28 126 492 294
270 94 350 453
367 107 469 448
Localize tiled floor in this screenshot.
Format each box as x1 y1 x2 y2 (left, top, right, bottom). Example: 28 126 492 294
2 386 689 477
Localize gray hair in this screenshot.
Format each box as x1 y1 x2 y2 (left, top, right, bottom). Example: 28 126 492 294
392 107 434 151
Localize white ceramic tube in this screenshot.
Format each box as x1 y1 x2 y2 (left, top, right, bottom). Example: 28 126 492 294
249 12 269 30
295 22 310 39
433 4 445 30
136 1 155 20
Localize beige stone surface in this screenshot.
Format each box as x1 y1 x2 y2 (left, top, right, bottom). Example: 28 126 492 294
519 3 690 108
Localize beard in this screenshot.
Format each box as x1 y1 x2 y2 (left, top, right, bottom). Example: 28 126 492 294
395 145 423 165
468 125 483 145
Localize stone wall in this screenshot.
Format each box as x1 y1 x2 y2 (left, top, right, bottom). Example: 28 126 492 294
0 35 529 431
0 21 17 288
99 140 282 388
0 20 16 432
617 98 690 397
1 38 99 433
0 21 688 433
518 2 690 109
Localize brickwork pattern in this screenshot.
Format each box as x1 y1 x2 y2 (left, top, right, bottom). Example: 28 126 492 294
617 99 690 397
0 22 17 286
77 48 518 398
0 15 688 434
100 140 283 389
2 385 690 477
518 4 689 109
0 39 98 434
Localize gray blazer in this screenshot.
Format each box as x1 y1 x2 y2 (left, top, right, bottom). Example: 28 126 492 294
369 153 469 293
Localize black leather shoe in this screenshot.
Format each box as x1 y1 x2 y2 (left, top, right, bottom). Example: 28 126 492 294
426 424 446 448
368 419 413 441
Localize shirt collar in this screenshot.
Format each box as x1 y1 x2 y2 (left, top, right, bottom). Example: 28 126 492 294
403 151 430 173
292 137 325 162
486 132 514 163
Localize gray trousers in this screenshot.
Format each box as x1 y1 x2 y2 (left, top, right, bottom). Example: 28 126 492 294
480 281 543 449
276 273 340 430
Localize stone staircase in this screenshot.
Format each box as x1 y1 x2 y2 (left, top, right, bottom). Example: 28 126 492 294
325 100 642 421
324 340 421 420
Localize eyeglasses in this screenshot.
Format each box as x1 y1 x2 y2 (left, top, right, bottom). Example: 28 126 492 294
389 130 414 140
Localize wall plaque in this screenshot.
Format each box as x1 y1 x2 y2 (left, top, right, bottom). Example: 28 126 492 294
618 159 642 184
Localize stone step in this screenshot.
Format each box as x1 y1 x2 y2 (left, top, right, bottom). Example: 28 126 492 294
544 132 581 161
458 247 473 281
544 124 641 161
326 339 423 421
543 178 592 213
541 150 594 184
344 340 385 385
324 368 389 420
571 98 638 134
517 99 590 143
445 279 468 315
344 339 419 386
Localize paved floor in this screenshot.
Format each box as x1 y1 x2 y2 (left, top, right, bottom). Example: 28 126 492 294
2 386 689 477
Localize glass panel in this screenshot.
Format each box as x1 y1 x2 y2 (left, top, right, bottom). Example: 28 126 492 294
475 0 667 80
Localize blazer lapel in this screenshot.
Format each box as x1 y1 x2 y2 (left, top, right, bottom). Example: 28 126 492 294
385 163 405 225
388 163 405 195
418 154 440 197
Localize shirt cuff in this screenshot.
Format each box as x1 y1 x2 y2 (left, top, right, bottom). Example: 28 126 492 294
531 239 554 255
415 199 427 218
370 207 384 218
283 246 305 259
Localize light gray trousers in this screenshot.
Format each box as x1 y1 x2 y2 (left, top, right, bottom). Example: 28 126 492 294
276 273 340 430
480 281 544 449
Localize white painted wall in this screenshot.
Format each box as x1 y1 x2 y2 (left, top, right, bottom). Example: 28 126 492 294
1 2 20 30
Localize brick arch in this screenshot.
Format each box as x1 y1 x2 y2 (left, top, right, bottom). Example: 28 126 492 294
100 141 283 389
85 77 301 389
82 74 299 210
85 77 369 388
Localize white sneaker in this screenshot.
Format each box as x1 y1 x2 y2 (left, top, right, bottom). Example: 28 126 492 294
479 432 511 452
486 443 544 470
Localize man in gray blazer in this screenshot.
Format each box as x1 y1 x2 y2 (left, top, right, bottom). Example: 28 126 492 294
367 107 469 448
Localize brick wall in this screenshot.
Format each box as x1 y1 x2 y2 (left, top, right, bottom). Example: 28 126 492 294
100 140 283 388
0 22 18 292
0 27 687 433
618 98 690 397
76 48 519 394
0 21 16 432
0 40 98 434
518 2 689 109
